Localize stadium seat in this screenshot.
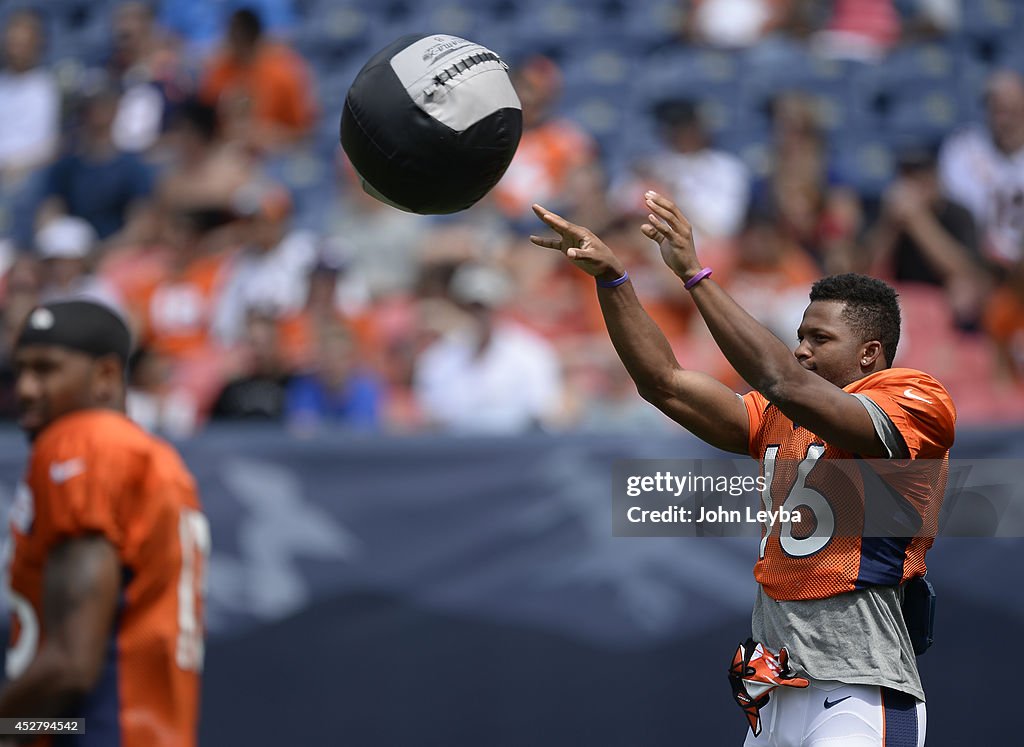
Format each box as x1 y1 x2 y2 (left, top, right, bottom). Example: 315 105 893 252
558 88 628 157
413 3 479 39
714 128 772 177
503 0 603 48
632 48 743 129
878 81 965 138
962 0 1020 37
265 149 337 232
828 134 896 198
620 0 687 49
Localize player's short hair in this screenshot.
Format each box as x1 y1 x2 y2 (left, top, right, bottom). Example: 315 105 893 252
174 98 219 142
229 8 263 45
15 299 133 367
809 274 901 367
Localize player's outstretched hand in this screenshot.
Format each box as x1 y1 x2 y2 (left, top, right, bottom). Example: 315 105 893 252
640 191 704 281
530 204 626 282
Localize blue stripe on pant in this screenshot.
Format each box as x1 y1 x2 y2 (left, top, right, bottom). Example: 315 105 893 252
882 687 918 746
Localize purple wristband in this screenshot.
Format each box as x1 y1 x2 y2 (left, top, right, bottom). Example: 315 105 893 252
684 267 713 290
596 270 629 288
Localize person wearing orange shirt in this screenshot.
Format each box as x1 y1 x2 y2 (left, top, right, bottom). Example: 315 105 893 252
532 192 952 746
199 8 316 151
984 259 1024 382
492 55 597 223
0 299 206 746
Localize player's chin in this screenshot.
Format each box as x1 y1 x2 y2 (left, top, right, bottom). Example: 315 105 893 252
16 408 49 436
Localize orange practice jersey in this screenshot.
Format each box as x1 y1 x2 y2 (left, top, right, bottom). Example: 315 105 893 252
5 410 207 747
742 368 956 601
132 252 231 360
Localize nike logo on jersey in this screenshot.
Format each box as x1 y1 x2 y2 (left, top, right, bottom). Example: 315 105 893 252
903 388 933 404
49 458 85 484
823 696 852 709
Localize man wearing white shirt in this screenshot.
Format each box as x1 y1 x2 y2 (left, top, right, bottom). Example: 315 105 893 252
212 184 317 344
639 99 751 241
0 10 58 175
414 263 564 434
0 9 59 247
938 70 1024 267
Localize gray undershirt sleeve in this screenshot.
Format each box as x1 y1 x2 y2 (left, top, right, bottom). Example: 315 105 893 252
851 393 909 459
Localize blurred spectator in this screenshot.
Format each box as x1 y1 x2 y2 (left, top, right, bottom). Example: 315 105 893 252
602 216 695 338
38 85 155 242
327 165 426 299
212 182 316 344
627 99 750 241
211 307 292 420
0 255 40 419
717 208 820 346
687 0 795 48
813 0 901 61
984 260 1024 383
561 340 675 432
285 322 382 434
492 55 598 225
277 249 371 371
752 93 862 272
125 346 193 435
199 7 316 151
117 209 237 436
904 0 962 39
869 148 988 330
162 0 295 53
127 209 234 365
34 216 121 307
0 9 58 174
109 1 191 154
0 9 59 247
939 70 1024 268
413 263 563 433
157 98 258 216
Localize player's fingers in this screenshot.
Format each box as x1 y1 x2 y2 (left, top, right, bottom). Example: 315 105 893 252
647 200 682 232
648 213 677 241
566 241 595 260
646 192 692 234
529 235 562 251
640 223 663 242
645 190 680 215
533 204 573 234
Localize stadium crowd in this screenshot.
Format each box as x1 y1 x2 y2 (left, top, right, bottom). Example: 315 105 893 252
0 0 1023 437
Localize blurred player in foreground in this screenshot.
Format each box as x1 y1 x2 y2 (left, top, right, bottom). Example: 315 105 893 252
0 300 207 746
533 194 954 746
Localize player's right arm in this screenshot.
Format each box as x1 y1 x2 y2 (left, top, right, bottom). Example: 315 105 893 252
0 536 120 720
531 205 749 453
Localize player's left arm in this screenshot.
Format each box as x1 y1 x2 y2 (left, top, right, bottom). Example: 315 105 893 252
0 536 120 719
643 191 891 457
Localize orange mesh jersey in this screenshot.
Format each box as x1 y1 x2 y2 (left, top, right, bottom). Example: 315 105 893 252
5 410 207 747
742 368 956 601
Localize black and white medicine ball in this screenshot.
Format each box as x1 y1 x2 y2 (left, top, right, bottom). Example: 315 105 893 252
340 34 523 215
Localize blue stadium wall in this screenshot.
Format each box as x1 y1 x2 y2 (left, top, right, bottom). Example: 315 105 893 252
0 427 1020 746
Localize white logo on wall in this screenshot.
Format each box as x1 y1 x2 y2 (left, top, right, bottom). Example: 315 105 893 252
509 449 753 641
209 458 360 626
